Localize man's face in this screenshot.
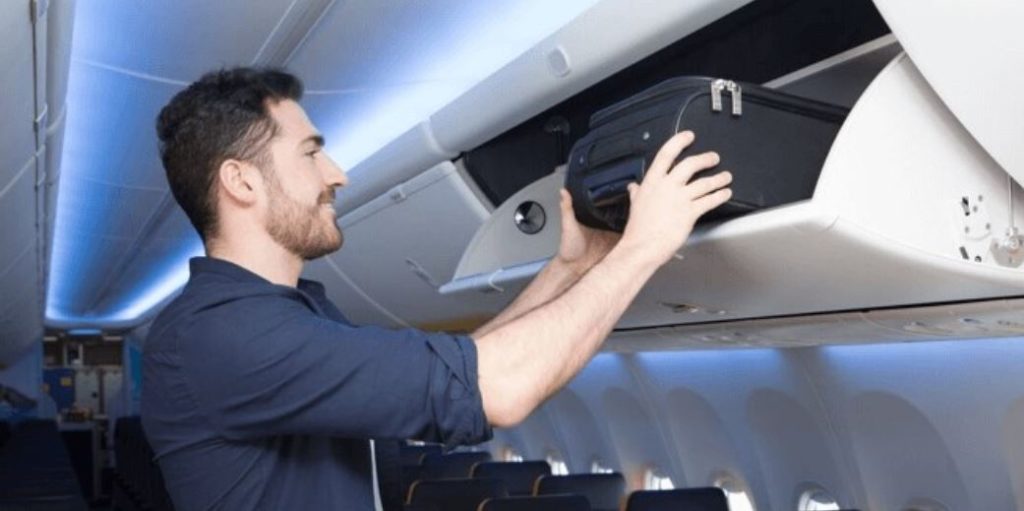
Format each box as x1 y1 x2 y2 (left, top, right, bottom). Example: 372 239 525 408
259 99 348 260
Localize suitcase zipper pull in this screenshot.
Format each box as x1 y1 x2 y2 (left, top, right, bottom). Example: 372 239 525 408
710 79 727 112
726 80 742 116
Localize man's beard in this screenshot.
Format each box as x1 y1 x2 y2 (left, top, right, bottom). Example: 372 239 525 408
264 175 343 261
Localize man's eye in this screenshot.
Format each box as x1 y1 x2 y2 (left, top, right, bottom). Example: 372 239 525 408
306 150 319 158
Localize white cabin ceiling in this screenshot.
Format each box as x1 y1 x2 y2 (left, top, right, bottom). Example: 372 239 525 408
43 0 599 329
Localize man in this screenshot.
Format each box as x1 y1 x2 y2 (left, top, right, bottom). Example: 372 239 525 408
142 68 731 510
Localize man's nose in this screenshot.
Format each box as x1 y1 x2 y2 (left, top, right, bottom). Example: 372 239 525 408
322 154 348 189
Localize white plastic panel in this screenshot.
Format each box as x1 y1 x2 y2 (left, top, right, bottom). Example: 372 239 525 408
0 0 36 190
451 168 564 280
326 162 509 329
0 244 41 364
335 120 456 217
42 0 77 233
815 53 1024 268
872 0 1024 184
45 0 76 123
0 167 39 360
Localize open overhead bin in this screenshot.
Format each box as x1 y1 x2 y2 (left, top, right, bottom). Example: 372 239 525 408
442 52 1024 340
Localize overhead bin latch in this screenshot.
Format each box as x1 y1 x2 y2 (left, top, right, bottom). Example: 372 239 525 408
991 173 1024 266
710 79 742 116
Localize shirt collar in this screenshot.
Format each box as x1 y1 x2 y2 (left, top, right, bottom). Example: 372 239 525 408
189 256 270 284
188 256 325 294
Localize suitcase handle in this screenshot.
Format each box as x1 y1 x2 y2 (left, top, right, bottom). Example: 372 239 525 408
584 157 645 207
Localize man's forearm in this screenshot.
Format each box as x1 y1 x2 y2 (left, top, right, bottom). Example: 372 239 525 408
472 257 585 338
473 243 659 426
470 130 733 428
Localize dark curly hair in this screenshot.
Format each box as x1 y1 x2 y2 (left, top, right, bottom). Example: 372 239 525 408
156 67 303 242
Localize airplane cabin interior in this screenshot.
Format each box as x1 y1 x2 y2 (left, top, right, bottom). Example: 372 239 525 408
1 0 1023 510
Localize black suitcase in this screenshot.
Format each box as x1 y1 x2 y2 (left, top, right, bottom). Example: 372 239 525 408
565 76 849 232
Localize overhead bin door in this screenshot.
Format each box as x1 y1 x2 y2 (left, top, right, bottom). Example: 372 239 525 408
872 0 1024 182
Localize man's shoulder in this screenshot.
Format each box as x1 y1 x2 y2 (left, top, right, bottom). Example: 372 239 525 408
146 278 307 352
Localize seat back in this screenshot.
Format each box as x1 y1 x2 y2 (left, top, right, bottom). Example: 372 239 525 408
421 451 493 479
0 419 87 510
472 461 551 495
480 494 592 511
534 473 625 511
0 421 10 448
407 477 508 511
626 487 729 511
400 443 443 466
113 416 174 511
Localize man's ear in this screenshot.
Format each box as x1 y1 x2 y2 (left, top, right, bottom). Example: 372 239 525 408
217 159 263 206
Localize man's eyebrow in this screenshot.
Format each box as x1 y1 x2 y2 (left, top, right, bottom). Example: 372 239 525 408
300 134 325 148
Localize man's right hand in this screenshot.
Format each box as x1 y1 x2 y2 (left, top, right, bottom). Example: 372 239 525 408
620 130 733 267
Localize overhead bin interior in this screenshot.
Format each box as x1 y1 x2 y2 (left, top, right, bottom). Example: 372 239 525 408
460 0 891 208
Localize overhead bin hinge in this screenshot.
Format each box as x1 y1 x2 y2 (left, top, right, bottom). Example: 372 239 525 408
991 173 1024 266
29 0 48 23
710 79 742 116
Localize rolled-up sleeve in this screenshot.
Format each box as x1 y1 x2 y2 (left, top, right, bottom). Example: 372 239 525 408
177 294 492 447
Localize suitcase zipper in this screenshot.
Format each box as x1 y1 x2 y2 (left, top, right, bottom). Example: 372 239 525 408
727 80 742 116
589 76 846 127
711 79 742 116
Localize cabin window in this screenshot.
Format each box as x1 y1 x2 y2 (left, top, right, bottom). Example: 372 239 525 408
713 475 755 511
642 468 675 490
590 459 615 474
798 487 841 511
500 446 523 462
545 452 569 475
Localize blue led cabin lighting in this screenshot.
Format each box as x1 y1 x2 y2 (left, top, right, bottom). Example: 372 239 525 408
45 1 600 327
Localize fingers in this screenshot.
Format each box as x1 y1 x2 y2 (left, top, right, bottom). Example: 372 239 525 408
559 189 580 231
647 131 695 179
668 151 720 185
627 182 639 202
685 170 732 199
692 187 733 216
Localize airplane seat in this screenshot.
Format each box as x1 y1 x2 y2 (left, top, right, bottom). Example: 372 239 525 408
403 504 439 511
402 464 428 500
533 473 626 511
421 451 493 479
625 487 728 511
0 419 87 510
406 477 509 511
113 416 175 511
471 460 551 495
478 494 592 511
400 443 443 466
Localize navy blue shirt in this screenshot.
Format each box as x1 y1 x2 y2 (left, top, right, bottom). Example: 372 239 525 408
141 257 491 510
